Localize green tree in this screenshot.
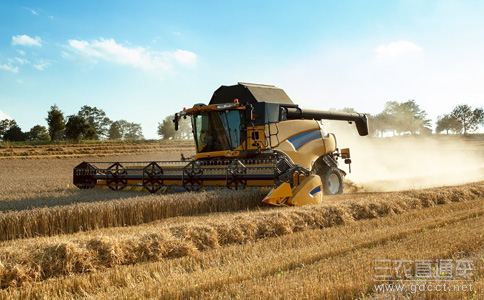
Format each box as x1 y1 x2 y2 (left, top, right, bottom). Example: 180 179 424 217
28 125 51 141
382 100 431 135
78 105 111 139
450 104 484 134
107 120 143 140
124 122 144 140
0 119 18 140
46 105 65 141
368 112 392 137
108 121 123 140
116 120 130 139
157 116 177 140
473 107 484 128
435 114 462 134
3 125 27 141
65 115 96 141
157 115 191 140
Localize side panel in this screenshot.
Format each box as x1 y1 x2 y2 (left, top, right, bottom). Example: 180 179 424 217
269 120 320 146
274 120 337 169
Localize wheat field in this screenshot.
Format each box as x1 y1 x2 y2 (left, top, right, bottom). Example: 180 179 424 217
0 140 483 299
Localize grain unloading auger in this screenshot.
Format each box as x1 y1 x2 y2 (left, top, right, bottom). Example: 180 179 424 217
73 83 368 206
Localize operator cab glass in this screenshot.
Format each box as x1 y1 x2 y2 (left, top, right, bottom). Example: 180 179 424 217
192 110 244 153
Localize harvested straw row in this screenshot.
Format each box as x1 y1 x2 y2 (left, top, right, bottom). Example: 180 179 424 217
0 182 482 288
0 182 483 242
0 190 266 241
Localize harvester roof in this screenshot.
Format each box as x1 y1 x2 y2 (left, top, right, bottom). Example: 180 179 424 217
209 82 294 105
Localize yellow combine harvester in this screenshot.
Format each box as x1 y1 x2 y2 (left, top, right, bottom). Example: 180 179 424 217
74 83 368 206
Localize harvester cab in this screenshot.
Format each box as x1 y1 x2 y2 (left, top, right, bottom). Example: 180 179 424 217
74 83 368 206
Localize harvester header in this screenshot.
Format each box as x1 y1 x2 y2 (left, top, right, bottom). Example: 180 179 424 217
74 83 369 206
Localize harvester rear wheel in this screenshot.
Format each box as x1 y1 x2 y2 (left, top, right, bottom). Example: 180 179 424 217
322 167 344 195
312 155 344 195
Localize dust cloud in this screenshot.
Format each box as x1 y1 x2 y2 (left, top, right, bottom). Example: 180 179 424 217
322 121 484 192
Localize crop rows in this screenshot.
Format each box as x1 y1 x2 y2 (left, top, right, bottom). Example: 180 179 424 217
1 196 482 299
0 182 482 242
0 190 266 241
0 182 482 288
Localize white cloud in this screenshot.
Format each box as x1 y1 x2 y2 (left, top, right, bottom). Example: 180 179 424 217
0 110 12 120
61 51 71 59
0 56 49 72
33 59 51 70
30 9 39 15
0 64 19 73
14 57 29 65
375 40 422 59
173 49 197 66
12 35 42 47
66 38 197 71
17 50 26 56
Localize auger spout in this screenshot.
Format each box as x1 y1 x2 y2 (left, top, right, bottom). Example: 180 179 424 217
285 108 369 136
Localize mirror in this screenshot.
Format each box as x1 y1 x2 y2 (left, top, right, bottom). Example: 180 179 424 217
173 113 179 131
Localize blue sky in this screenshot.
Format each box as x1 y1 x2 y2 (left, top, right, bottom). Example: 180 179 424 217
1 0 483 138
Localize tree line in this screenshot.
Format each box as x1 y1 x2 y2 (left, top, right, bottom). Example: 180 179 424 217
333 101 483 137
2 100 482 142
0 105 144 142
435 105 484 134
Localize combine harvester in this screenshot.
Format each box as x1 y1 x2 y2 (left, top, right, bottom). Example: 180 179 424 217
73 83 368 206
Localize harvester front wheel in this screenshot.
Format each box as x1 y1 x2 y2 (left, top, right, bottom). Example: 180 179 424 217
322 167 343 195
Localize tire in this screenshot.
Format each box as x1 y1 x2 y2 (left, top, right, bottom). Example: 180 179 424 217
321 167 344 195
312 155 344 195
